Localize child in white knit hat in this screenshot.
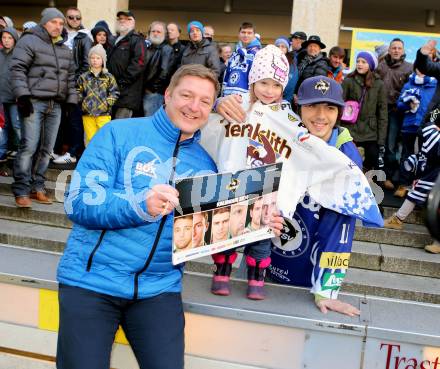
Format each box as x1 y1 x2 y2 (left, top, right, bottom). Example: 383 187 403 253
203 45 291 300
76 44 119 144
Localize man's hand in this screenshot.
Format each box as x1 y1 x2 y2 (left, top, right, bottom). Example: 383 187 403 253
146 184 179 217
216 94 246 123
269 210 284 237
420 40 437 56
17 96 33 118
316 298 361 317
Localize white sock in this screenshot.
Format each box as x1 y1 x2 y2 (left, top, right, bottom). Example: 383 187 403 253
396 200 416 221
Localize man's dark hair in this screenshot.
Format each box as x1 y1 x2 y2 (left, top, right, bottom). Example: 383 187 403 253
213 207 230 216
239 22 254 32
390 38 404 46
329 46 345 58
167 22 181 33
66 6 81 13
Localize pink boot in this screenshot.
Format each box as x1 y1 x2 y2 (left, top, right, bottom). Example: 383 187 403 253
246 256 271 300
211 252 238 296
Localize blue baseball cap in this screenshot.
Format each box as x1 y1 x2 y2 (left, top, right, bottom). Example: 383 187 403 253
297 76 345 107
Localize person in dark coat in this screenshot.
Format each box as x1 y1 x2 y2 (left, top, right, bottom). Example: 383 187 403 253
181 21 221 78
295 35 328 95
143 21 173 116
10 8 77 207
376 38 412 190
167 22 185 77
341 51 388 171
52 6 93 165
107 10 146 118
414 40 440 116
91 20 114 55
0 27 20 162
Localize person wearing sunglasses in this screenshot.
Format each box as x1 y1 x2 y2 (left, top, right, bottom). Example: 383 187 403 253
52 6 93 166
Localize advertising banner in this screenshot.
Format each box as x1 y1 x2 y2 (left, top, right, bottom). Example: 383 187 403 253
349 27 440 69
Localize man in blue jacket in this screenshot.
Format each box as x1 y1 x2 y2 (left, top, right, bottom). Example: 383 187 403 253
56 64 220 369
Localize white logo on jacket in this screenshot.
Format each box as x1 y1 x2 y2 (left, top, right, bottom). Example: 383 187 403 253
135 160 158 178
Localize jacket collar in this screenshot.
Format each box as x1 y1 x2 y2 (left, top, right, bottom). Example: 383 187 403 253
29 25 67 45
385 54 407 67
190 38 209 49
237 38 261 50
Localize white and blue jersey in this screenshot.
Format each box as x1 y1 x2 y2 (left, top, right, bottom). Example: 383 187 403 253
269 128 362 299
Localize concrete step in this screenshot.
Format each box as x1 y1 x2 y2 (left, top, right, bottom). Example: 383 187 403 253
186 242 440 280
0 203 436 279
342 268 440 304
349 241 440 278
184 253 440 304
0 195 71 228
354 222 432 248
382 205 425 226
0 191 432 249
2 223 439 303
0 219 68 252
0 175 69 203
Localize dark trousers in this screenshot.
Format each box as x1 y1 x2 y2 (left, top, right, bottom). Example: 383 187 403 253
53 104 84 158
56 284 185 369
67 104 85 158
385 106 403 181
399 132 418 186
356 141 379 171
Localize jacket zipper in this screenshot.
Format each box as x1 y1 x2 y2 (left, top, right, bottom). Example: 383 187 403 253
133 133 181 300
51 42 61 97
86 230 107 271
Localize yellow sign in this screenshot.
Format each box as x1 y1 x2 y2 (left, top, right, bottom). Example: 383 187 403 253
319 252 350 269
349 27 440 69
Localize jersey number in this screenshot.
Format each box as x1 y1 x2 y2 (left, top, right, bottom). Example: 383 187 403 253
339 223 350 244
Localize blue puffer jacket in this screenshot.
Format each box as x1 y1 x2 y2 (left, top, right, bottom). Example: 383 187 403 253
57 107 217 299
397 73 437 133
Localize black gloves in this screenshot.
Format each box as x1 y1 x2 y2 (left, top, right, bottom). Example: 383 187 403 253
17 96 33 118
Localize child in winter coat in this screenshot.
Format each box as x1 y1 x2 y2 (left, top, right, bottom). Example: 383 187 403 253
201 46 382 302
384 107 440 253
77 44 119 144
394 69 437 197
0 27 21 163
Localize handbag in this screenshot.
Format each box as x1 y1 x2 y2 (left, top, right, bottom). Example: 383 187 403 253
341 88 367 124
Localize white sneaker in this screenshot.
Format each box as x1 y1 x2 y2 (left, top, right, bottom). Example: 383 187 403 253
53 152 77 164
50 152 61 160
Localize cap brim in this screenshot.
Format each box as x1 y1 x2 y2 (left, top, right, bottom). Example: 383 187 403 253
297 97 345 107
117 11 134 18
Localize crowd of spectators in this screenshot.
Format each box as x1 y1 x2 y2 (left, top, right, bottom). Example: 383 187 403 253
0 8 439 256
0 7 439 368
